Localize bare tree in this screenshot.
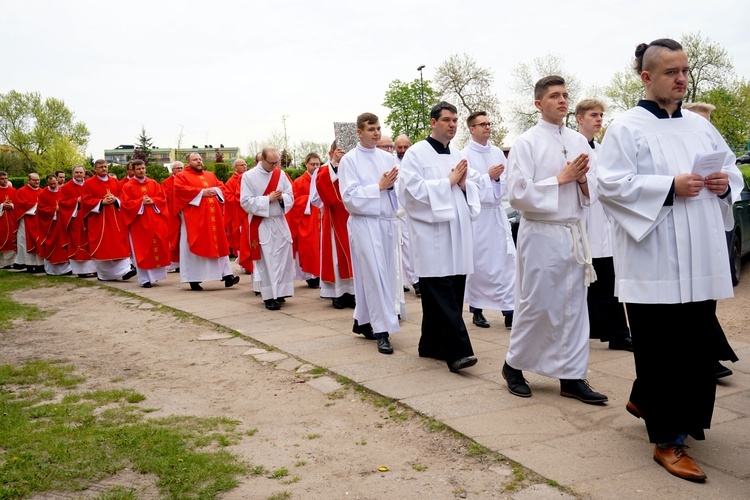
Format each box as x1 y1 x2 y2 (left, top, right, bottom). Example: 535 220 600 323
604 68 644 112
435 53 507 146
509 54 582 133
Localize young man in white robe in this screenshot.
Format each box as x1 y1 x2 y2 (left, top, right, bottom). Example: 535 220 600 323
575 99 633 352
503 76 608 405
394 134 419 296
462 111 515 330
398 101 481 373
340 114 400 355
597 39 742 482
240 146 295 310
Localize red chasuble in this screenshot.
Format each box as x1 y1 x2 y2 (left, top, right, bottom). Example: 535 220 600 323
315 165 352 282
121 178 170 270
172 168 229 259
58 181 92 261
161 175 181 263
223 172 243 254
14 185 43 254
0 185 17 253
36 187 69 264
286 171 321 276
81 176 131 260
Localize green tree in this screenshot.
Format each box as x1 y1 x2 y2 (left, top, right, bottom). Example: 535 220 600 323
681 31 734 104
0 90 89 174
435 53 507 146
700 81 750 152
134 125 153 162
510 54 582 133
604 68 644 112
382 78 437 141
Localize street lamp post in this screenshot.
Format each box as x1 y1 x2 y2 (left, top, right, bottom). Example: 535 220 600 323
417 65 425 135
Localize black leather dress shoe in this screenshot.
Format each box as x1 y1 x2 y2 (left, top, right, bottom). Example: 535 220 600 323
716 361 733 379
560 379 608 404
502 362 531 397
352 320 376 340
264 299 281 310
377 336 393 354
223 275 240 288
306 277 320 288
449 356 478 373
344 293 356 309
276 297 286 303
472 310 490 328
142 282 152 288
413 282 421 297
332 297 345 309
609 337 634 352
189 282 203 291
122 268 137 281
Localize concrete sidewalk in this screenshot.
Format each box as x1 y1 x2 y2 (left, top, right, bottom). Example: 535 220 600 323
102 268 750 499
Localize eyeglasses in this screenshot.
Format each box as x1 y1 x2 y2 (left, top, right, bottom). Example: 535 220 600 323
378 145 395 151
471 122 492 128
267 160 281 166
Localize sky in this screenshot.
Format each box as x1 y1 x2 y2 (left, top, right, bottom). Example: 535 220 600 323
3 0 750 160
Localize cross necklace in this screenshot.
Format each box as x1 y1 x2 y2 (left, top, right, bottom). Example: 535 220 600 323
543 127 568 159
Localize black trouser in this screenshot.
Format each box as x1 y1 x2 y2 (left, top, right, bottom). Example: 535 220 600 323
418 275 474 365
587 257 630 341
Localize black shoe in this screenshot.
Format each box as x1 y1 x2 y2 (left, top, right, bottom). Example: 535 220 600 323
142 282 152 288
122 268 137 281
716 361 733 379
332 297 346 309
12 263 25 270
413 282 421 297
223 275 240 288
352 320 376 340
449 356 478 373
504 313 513 330
560 379 608 404
1 265 10 269
174 267 180 273
472 310 490 328
502 362 531 397
276 297 286 303
403 286 410 292
344 293 356 309
77 274 88 278
609 337 634 352
255 291 261 296
377 336 393 355
25 266 36 273
264 299 281 310
306 277 320 288
189 282 203 291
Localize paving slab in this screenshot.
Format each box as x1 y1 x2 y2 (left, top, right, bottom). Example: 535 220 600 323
196 333 235 341
253 352 288 363
363 367 484 399
306 375 343 394
274 357 303 371
509 483 576 500
241 347 268 356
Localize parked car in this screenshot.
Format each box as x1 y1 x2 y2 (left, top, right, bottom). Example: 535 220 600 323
728 180 750 285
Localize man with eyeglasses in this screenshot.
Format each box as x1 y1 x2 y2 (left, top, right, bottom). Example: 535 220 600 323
239 147 294 310
13 172 44 273
173 152 239 291
462 111 515 331
286 152 321 288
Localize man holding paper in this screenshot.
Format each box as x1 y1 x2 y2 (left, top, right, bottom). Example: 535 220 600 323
597 38 742 482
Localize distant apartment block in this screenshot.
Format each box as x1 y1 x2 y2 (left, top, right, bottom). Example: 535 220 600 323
104 144 241 165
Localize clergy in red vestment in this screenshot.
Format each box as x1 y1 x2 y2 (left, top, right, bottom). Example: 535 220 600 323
13 172 44 272
36 174 71 275
0 171 17 268
58 165 97 277
121 160 170 288
161 161 184 270
286 152 321 288
312 142 355 309
80 159 136 281
224 158 247 262
172 152 239 291
119 161 135 188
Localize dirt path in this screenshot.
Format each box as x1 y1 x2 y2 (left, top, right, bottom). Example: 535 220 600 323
1 284 538 500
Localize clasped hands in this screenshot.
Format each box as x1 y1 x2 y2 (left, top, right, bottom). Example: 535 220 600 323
675 172 729 197
379 167 399 190
556 154 590 185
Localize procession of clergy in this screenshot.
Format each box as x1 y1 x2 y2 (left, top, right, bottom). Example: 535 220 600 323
0 38 741 482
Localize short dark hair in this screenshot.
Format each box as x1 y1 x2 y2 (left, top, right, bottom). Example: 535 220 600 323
633 38 683 74
534 76 566 101
356 112 379 131
131 159 145 167
305 152 321 164
466 111 488 128
0 171 8 177
54 170 64 176
329 140 337 152
430 101 458 121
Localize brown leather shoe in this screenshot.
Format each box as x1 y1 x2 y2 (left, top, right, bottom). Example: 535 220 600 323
653 445 706 482
626 400 642 419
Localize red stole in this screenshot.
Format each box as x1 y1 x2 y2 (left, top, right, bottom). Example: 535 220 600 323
248 167 280 262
